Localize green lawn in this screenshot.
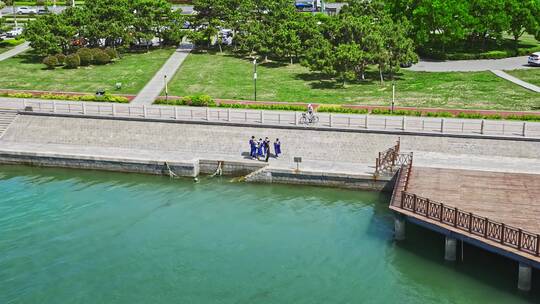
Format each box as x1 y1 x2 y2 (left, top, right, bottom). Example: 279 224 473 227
0 48 175 94
166 52 540 111
0 39 25 54
505 68 540 87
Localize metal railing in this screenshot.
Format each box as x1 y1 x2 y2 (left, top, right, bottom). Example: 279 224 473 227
388 151 540 258
399 192 540 257
20 100 540 138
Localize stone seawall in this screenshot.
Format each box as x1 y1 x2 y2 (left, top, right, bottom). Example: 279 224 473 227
245 167 392 191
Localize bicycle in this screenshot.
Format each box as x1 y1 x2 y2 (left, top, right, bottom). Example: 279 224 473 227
299 112 319 126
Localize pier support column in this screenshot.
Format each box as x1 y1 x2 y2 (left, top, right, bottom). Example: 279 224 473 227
444 236 457 261
394 215 406 241
518 263 532 292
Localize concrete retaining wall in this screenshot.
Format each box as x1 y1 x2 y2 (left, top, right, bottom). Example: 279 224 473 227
245 167 391 191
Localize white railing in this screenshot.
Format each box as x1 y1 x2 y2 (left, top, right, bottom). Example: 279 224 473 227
21 100 540 139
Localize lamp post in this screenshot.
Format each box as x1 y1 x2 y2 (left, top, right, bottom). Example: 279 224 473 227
253 58 257 101
164 74 168 102
391 81 395 113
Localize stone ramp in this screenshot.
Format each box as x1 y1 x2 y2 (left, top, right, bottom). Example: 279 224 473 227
0 109 18 138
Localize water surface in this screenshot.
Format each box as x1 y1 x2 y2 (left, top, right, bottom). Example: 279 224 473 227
0 166 538 303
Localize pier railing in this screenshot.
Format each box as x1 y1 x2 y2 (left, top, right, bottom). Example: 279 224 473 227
18 100 540 139
399 192 540 257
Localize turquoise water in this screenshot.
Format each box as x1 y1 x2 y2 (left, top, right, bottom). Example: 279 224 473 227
0 166 538 304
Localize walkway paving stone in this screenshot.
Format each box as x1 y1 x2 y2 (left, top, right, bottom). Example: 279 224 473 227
131 43 193 105
0 41 30 62
490 70 540 93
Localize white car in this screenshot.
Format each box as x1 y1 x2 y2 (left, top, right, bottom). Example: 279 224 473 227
6 28 23 38
17 7 37 15
528 52 540 66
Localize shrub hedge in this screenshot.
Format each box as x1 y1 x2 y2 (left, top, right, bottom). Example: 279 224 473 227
42 55 58 69
93 50 111 65
105 47 119 59
65 53 81 69
0 92 129 103
55 53 66 65
77 48 94 66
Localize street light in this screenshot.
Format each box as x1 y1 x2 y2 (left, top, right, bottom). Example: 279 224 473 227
391 81 396 113
164 74 168 101
253 58 257 101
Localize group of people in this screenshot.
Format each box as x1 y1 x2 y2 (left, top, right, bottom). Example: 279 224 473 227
249 137 281 162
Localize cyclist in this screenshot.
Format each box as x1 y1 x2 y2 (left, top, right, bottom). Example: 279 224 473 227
307 103 314 116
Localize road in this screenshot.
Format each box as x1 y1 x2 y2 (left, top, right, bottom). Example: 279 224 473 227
409 56 532 72
1 5 194 15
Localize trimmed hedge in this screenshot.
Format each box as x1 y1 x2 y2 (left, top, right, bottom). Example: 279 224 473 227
42 55 58 69
65 53 81 69
155 97 540 122
105 47 119 59
77 48 94 66
93 50 111 65
55 53 66 65
0 92 129 103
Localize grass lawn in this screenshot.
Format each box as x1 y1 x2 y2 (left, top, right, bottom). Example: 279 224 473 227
166 52 540 111
0 48 175 94
0 39 25 54
505 68 540 87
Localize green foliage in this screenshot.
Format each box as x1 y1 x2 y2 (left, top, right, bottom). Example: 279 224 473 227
317 105 368 114
185 95 215 106
104 47 118 59
6 92 34 98
42 55 58 69
76 48 93 66
38 93 129 103
64 53 80 68
55 53 66 65
92 49 111 65
425 111 454 118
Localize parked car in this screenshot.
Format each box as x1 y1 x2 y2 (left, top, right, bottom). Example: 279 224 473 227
17 7 37 15
528 52 540 66
37 8 50 15
6 28 23 38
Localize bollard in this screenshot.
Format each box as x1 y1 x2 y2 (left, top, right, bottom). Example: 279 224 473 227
365 114 368 129
206 107 210 121
260 110 264 124
82 103 86 115
112 104 116 117
52 101 57 113
440 119 444 133
174 107 178 120
295 112 298 126
522 122 526 137
329 114 333 127
401 116 406 130
143 105 147 118
480 120 485 134
227 108 231 122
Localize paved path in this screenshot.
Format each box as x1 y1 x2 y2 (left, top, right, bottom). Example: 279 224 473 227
490 70 540 93
0 41 30 62
131 43 193 105
409 56 531 72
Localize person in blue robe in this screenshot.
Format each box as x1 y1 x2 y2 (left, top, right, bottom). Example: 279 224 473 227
274 138 281 158
257 138 264 159
249 136 256 159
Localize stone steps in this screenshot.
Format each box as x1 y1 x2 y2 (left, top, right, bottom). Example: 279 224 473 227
0 110 18 137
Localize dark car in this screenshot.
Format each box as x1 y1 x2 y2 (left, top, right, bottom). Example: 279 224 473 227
37 9 50 15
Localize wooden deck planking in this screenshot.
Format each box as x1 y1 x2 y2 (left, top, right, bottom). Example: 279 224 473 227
407 167 540 235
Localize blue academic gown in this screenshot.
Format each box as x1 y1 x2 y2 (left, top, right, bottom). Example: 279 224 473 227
249 139 256 157
257 142 264 156
274 141 281 156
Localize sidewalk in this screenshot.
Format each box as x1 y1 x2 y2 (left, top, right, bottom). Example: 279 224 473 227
0 41 30 62
131 43 193 105
490 70 540 93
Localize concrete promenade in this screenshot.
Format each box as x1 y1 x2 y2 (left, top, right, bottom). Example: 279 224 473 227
131 43 193 105
409 56 531 72
0 42 30 62
1 114 539 177
3 97 540 139
491 70 540 93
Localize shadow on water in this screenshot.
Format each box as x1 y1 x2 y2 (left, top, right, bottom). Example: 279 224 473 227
391 223 540 302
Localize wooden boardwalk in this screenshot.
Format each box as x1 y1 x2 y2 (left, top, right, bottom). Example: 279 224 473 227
390 166 540 264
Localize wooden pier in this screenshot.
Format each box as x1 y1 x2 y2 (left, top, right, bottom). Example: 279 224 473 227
381 140 540 291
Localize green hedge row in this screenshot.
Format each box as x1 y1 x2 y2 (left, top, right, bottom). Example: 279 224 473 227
1 92 129 103
155 95 540 121
420 46 540 61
